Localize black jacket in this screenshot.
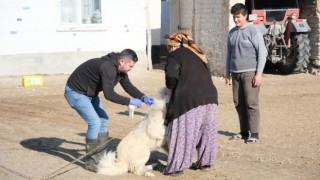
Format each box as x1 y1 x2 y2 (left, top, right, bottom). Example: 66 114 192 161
67 52 144 105
165 47 218 123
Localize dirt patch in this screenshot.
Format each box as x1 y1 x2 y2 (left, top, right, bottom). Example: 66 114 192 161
0 70 319 180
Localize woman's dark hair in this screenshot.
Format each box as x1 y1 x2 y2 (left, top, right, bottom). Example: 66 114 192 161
119 49 138 62
231 3 248 16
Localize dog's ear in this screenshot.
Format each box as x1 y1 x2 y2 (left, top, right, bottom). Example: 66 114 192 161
158 87 167 98
164 95 170 103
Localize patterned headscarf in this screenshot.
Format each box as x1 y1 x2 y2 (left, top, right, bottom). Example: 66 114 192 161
165 32 210 69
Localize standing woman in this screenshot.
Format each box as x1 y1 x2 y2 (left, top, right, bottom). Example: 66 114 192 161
163 33 219 176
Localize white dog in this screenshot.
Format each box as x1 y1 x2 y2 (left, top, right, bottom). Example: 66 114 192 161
97 98 168 177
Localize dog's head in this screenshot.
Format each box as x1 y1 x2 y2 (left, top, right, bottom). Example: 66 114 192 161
145 87 170 119
149 99 166 114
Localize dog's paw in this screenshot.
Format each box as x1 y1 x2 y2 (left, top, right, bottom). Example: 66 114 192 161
144 172 155 177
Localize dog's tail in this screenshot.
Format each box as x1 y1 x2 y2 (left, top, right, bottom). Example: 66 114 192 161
97 151 128 176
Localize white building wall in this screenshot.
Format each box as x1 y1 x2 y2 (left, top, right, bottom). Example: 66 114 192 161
0 0 161 76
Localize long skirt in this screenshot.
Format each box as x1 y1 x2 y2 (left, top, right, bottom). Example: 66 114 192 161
165 103 218 173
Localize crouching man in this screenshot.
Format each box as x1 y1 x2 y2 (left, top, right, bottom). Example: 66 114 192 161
64 49 154 172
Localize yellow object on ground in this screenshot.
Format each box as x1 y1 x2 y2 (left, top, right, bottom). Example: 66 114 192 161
22 75 43 87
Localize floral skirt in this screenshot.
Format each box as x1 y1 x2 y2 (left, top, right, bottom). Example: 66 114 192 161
165 103 218 172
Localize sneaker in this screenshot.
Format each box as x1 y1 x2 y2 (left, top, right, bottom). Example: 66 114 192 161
246 133 259 144
245 137 259 143
229 132 249 140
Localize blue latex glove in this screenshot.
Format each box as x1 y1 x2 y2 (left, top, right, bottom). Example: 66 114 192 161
129 98 142 108
143 96 154 106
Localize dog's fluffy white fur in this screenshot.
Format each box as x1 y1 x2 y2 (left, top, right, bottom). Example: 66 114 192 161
97 98 167 177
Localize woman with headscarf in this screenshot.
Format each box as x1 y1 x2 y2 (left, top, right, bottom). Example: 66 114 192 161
163 33 219 176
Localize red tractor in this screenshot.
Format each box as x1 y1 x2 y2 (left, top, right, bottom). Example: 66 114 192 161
246 0 311 73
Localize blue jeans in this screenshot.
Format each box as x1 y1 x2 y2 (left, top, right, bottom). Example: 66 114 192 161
64 85 109 139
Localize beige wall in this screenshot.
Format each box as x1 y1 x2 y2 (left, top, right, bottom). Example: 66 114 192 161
300 0 320 63
179 0 193 30
174 0 320 75
177 0 244 76
192 0 230 75
169 0 180 34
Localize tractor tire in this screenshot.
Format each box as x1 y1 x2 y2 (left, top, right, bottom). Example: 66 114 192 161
277 33 311 74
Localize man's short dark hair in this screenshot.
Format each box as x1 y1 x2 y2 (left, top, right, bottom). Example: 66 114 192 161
231 3 248 16
119 49 138 62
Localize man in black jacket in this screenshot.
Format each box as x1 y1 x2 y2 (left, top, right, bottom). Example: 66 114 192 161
64 49 154 172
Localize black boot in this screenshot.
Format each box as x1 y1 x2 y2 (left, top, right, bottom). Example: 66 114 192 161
85 139 99 172
97 132 109 158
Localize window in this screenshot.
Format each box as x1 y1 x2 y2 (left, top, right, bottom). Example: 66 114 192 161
61 0 102 25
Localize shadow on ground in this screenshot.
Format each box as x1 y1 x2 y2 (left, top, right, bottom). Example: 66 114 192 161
20 137 84 166
218 130 237 138
20 136 122 166
20 136 166 167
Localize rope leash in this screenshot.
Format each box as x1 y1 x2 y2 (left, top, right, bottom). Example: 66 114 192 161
0 165 32 180
41 138 114 180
